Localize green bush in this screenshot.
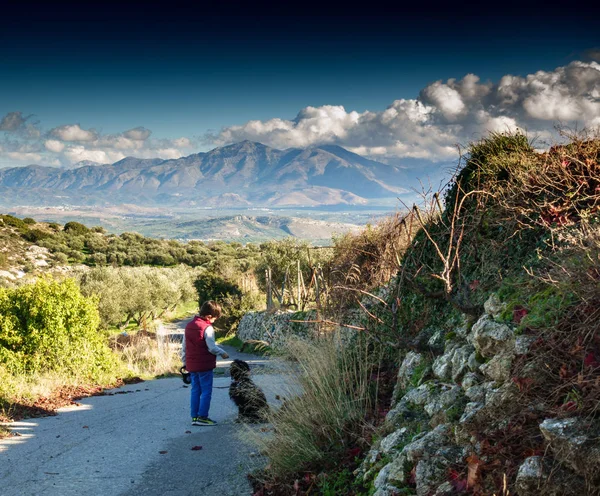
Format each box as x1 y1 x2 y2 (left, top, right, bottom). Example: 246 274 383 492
0 278 118 379
0 214 28 230
63 221 90 235
22 228 51 243
194 273 261 331
22 217 36 225
195 273 242 303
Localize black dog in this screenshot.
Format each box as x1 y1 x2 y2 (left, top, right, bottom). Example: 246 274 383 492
229 359 269 423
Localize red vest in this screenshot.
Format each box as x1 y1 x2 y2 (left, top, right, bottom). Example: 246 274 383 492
184 316 217 372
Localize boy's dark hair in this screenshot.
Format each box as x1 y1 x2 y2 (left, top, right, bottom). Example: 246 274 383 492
199 300 222 318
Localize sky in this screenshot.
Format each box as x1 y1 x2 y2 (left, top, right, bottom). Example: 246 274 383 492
1 2 599 169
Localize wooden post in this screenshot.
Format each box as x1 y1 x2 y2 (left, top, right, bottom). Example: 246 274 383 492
297 259 301 310
266 268 273 310
280 267 288 306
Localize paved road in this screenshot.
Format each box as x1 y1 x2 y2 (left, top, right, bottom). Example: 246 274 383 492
0 346 293 496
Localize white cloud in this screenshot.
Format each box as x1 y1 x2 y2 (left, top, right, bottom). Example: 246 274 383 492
64 146 125 164
211 61 600 162
50 124 97 142
2 60 600 169
7 152 43 162
44 139 65 153
154 148 184 159
420 81 466 120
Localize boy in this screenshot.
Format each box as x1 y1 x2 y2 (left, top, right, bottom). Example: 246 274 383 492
182 300 229 426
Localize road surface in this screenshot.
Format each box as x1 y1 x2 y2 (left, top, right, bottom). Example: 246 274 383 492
0 345 293 496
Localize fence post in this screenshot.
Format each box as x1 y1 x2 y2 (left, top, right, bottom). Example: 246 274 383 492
266 268 273 310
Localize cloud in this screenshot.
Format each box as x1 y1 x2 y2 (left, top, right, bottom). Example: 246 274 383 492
173 137 192 147
63 145 125 164
6 151 43 162
50 124 98 142
2 60 600 168
0 111 28 131
123 127 152 141
44 139 65 153
210 61 600 162
584 48 600 62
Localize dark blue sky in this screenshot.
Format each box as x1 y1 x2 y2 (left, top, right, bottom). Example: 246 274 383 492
1 2 599 167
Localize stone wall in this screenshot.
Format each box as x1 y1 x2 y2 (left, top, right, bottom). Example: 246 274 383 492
236 310 320 349
358 294 598 495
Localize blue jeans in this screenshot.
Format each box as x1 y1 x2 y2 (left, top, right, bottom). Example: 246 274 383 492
190 370 214 419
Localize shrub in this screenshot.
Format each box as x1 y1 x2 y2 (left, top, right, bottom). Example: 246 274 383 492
0 214 27 230
22 228 51 243
63 221 89 235
195 272 242 303
0 278 118 380
22 217 36 225
194 272 261 331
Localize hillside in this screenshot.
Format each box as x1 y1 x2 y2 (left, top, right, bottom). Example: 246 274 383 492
0 216 67 282
0 141 410 208
240 132 600 496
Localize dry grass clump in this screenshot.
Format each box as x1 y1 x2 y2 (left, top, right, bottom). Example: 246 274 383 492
110 331 181 379
247 334 379 486
329 211 423 312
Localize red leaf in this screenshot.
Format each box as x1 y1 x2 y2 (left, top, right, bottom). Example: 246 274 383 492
191 445 203 450
562 401 577 412
584 352 598 368
513 306 528 324
448 469 461 481
347 447 362 459
469 280 480 291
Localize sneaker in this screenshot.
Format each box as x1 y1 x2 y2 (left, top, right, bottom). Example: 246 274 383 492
196 417 217 426
191 417 202 426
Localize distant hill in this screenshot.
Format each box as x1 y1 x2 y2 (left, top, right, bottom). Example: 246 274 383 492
0 141 411 207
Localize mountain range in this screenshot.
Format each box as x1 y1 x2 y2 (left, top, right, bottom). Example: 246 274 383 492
0 141 414 207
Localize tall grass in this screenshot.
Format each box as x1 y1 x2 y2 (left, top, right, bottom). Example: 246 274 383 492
248 334 378 481
110 331 182 379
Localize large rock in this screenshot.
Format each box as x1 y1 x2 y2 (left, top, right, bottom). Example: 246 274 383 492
451 345 475 381
380 427 411 455
403 424 451 462
432 343 473 382
427 329 446 353
479 352 513 382
396 352 427 391
515 456 586 495
469 315 515 357
540 418 600 476
424 386 464 422
483 293 506 318
432 349 454 381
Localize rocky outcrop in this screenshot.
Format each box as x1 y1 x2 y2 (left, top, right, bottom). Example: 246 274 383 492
357 293 596 495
